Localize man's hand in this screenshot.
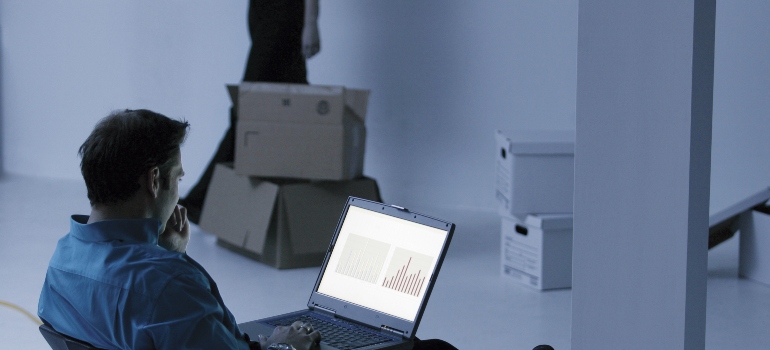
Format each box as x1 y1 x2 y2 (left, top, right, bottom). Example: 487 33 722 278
159 205 190 253
302 23 320 59
302 0 320 59
258 321 321 350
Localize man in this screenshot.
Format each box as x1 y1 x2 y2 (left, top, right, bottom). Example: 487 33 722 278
38 109 319 349
181 0 321 223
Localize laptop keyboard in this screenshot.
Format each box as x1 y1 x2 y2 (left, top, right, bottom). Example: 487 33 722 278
267 314 394 350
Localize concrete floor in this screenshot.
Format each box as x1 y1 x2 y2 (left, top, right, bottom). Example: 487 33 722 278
1 174 769 349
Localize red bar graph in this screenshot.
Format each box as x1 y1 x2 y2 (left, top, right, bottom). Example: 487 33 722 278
381 248 433 297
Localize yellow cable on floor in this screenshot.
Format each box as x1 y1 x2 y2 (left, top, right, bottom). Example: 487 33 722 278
0 300 43 325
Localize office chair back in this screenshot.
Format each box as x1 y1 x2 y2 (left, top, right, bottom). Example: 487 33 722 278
39 323 101 350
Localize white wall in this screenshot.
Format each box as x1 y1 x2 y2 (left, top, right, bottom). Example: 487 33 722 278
0 0 577 213
306 1 578 211
0 0 250 193
710 0 770 213
0 0 768 214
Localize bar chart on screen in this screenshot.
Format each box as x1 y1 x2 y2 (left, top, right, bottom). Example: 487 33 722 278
335 233 391 283
382 248 434 297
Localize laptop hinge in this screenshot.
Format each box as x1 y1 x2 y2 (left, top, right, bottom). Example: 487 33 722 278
312 304 336 317
380 325 405 338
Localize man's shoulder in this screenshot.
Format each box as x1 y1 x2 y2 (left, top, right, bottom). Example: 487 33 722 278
47 225 211 300
121 249 210 296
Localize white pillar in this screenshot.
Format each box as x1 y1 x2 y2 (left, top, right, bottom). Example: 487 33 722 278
571 1 715 349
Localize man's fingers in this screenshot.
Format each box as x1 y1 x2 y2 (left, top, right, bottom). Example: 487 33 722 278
179 206 188 230
175 205 184 224
291 321 304 330
304 46 320 59
271 324 289 336
174 205 184 230
309 330 322 344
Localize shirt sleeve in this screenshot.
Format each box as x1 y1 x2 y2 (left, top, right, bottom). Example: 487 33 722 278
142 272 252 350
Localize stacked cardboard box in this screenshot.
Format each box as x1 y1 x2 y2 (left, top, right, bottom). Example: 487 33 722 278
495 130 575 290
232 82 370 180
199 82 380 269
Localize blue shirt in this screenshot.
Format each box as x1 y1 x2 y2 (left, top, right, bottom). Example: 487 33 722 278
38 215 253 350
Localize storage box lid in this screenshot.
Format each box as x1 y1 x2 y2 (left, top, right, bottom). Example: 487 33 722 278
523 213 573 230
496 129 575 155
709 187 770 227
232 82 370 125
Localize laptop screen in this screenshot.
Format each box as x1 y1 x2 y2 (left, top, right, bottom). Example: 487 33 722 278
316 205 450 322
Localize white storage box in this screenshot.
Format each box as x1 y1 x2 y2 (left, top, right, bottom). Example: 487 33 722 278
738 209 770 286
501 213 573 290
495 130 575 215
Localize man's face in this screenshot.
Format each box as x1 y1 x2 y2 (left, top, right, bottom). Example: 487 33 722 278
155 149 184 231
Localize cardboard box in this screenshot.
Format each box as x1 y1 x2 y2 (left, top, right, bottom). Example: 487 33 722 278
501 213 573 290
199 163 382 269
495 130 575 215
232 82 370 180
738 209 770 286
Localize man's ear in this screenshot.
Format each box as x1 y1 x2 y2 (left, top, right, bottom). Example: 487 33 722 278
147 167 161 198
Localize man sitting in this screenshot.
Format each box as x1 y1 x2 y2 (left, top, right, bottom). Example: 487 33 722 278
38 109 318 349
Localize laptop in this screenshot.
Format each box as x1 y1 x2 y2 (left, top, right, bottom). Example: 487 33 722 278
239 197 456 350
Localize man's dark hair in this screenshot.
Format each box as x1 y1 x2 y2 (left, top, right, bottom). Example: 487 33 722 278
79 109 190 205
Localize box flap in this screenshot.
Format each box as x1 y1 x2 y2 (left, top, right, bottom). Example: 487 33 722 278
237 82 369 125
226 84 239 118
199 163 279 254
524 213 573 230
344 88 370 123
238 82 346 124
241 81 344 97
496 129 575 155
280 178 381 255
226 84 238 105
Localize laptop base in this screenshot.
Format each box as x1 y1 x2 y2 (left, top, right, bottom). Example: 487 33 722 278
239 310 414 350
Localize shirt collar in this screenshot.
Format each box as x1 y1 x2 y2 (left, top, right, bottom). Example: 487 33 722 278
70 215 163 245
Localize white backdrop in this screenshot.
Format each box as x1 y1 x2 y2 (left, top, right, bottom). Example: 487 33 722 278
0 0 767 214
